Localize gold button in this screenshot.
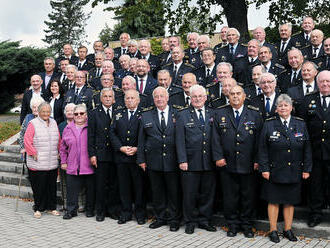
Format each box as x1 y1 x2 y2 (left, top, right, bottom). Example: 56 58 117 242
322 138 325 142
163 153 166 156
323 130 326 133
163 135 166 138
287 138 289 140
163 144 166 147
236 151 239 154
203 141 206 145
107 143 109 146
127 130 130 134
127 138 130 141
203 150 206 153
288 149 291 153
236 142 239 145
104 127 107 130
203 133 206 136
237 134 239 137
324 121 327 124
288 162 291 165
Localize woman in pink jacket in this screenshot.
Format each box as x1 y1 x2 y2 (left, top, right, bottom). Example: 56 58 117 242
60 104 95 219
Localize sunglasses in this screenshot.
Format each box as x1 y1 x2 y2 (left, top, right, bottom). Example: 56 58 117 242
74 112 86 116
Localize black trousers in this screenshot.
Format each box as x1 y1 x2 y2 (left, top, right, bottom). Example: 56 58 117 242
309 159 330 218
148 170 181 224
221 170 256 230
95 161 121 216
66 174 95 214
181 171 216 225
117 162 146 219
28 168 57 212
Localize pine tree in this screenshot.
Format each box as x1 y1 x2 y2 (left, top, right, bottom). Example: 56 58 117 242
43 0 91 55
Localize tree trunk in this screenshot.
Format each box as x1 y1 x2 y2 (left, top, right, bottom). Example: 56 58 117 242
220 0 250 42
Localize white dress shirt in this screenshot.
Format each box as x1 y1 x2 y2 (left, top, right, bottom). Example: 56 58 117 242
157 105 169 126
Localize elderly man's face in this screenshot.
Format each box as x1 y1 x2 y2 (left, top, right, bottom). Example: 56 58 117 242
120 57 130 70
220 27 228 41
75 72 86 87
182 74 196 95
95 55 104 67
288 50 304 69
44 59 55 73
302 17 314 33
201 50 215 66
128 44 138 54
227 30 239 45
139 41 150 56
279 25 291 40
324 38 330 55
311 31 324 46
169 37 179 50
301 63 317 83
191 88 207 109
136 60 149 77
120 34 129 47
153 88 169 110
31 75 42 90
66 67 75 81
78 48 87 60
198 36 209 51
93 41 104 52
317 71 330 95
158 72 172 88
258 47 272 63
101 90 115 108
248 40 259 57
161 39 170 52
102 61 114 74
129 60 137 73
125 91 140 110
260 75 276 95
63 44 73 56
101 74 114 88
188 34 198 49
222 79 236 97
252 67 263 85
216 65 232 82
253 28 266 42
60 60 69 73
122 78 136 91
172 47 184 63
104 48 114 60
229 86 246 109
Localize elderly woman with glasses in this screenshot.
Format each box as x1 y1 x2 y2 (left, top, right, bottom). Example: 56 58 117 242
258 94 312 243
60 104 95 219
24 102 61 218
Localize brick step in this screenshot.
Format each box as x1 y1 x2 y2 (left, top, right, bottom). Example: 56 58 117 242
0 144 20 154
0 183 33 199
0 171 30 187
0 152 22 163
0 161 24 173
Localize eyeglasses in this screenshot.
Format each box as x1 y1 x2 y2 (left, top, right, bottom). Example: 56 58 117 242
74 112 86 116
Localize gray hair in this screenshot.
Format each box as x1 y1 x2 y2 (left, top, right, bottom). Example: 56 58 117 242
64 103 76 114
276 94 292 106
44 57 55 64
217 62 233 73
74 103 87 113
38 102 51 113
190 84 206 96
102 60 114 68
157 69 171 77
139 39 151 48
124 89 140 100
248 39 261 48
95 51 106 59
288 47 303 57
279 23 292 32
227 28 240 38
100 87 114 98
66 64 77 72
302 61 318 70
152 86 169 98
119 54 131 62
198 35 210 44
30 96 45 109
123 75 136 85
260 72 277 84
252 65 266 74
187 32 199 41
316 70 330 83
127 39 138 46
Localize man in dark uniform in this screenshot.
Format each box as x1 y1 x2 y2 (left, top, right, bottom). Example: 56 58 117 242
297 70 330 227
158 38 171 67
258 46 286 79
90 60 121 91
287 61 318 111
135 59 158 98
138 86 181 232
116 54 133 79
215 27 247 65
157 69 182 97
277 48 304 93
291 17 315 49
214 26 229 54
88 88 120 222
86 40 104 64
193 48 217 87
244 65 265 100
75 45 94 72
160 36 180 66
87 52 105 84
313 38 330 71
162 46 195 86
55 44 79 72
104 47 121 70
252 27 278 62
301 29 325 61
63 70 93 110
62 64 77 93
250 72 279 120
275 23 294 69
184 32 201 68
212 85 263 238
170 72 197 108
110 89 146 225
139 40 160 78
114 33 130 61
127 39 141 58
20 75 45 124
176 84 216 234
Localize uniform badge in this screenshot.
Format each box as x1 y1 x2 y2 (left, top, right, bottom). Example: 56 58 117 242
245 127 249 130
221 56 226 61
211 94 215 99
115 113 122 120
249 130 253 134
221 117 225 122
191 58 196 63
296 42 301 47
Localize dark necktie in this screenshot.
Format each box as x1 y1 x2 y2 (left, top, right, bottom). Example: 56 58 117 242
229 46 234 59
265 97 271 113
313 47 318 58
235 110 240 126
74 88 79 102
250 57 254 63
257 87 262 95
305 35 309 42
283 120 288 130
306 85 311 94
78 62 82 70
206 68 210 77
280 41 286 53
186 96 190 106
139 79 144 93
326 56 330 69
106 108 111 119
142 56 146 59
322 96 328 111
198 109 205 125
96 68 100 77
292 71 297 84
174 65 178 77
123 49 126 54
160 111 166 131
129 110 134 121
63 74 67 82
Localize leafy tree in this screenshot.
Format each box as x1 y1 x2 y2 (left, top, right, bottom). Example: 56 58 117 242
43 0 91 55
93 0 165 41
99 23 114 45
0 41 50 113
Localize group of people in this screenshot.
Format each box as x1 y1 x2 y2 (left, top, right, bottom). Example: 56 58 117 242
18 15 330 243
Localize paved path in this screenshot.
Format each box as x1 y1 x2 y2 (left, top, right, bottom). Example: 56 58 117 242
0 115 20 123
1 197 330 248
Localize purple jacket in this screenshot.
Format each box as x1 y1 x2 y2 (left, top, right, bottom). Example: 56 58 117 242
60 121 94 175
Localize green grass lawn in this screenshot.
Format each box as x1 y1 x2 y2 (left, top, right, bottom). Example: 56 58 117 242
0 122 20 143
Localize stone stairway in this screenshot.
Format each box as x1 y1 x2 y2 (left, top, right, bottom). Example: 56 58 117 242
0 144 33 199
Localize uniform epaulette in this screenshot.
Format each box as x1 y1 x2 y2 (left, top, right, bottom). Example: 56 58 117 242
292 31 302 37
205 81 217 88
292 116 304 121
265 116 276 121
113 87 122 92
172 83 182 89
92 90 100 96
217 104 229 109
178 106 189 111
247 105 259 111
115 105 124 111
142 106 154 112
301 44 311 49
241 43 248 47
185 63 195 68
305 91 317 96
275 63 285 69
163 62 172 67
277 69 287 76
172 104 184 109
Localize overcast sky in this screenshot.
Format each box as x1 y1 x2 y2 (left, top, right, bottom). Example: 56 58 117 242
0 0 270 51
